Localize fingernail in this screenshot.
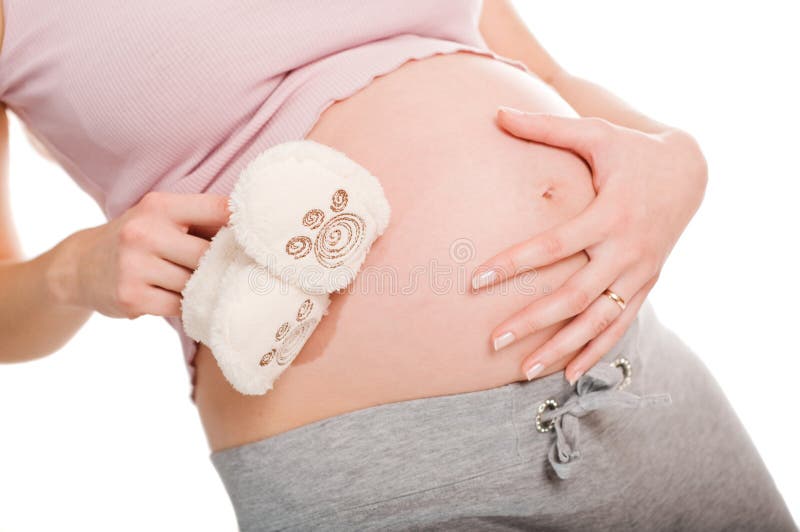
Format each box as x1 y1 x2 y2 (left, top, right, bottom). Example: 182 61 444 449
472 269 498 290
498 105 526 116
567 369 584 386
526 362 544 381
493 331 515 351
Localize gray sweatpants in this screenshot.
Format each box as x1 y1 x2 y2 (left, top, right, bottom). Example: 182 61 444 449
211 300 797 531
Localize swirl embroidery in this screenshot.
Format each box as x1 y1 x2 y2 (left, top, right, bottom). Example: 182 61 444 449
286 189 366 269
286 236 313 259
259 349 276 367
276 319 318 365
302 209 325 230
296 299 313 321
275 322 290 341
330 189 348 212
258 300 317 368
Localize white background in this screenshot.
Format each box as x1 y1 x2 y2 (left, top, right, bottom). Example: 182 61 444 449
1 1 798 530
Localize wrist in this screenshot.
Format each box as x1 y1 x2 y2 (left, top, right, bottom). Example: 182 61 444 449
662 128 709 187
44 230 84 308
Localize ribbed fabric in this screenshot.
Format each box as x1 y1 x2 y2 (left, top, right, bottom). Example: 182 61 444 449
0 1 532 387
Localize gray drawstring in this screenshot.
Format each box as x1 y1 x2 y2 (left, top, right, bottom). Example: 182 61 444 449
537 358 672 480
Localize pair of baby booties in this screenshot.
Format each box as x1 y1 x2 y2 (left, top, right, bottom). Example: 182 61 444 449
181 140 390 395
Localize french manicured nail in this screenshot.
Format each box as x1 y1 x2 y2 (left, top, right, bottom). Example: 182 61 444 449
493 331 515 351
567 369 584 386
526 362 544 381
498 105 526 116
472 269 499 290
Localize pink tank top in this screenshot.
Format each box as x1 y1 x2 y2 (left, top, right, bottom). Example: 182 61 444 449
0 0 531 388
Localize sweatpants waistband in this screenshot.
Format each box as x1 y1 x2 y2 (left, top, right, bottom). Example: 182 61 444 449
211 301 664 529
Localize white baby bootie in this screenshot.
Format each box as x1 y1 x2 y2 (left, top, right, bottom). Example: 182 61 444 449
180 140 390 395
229 140 390 294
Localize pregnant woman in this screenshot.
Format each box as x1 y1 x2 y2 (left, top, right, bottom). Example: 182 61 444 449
0 1 795 530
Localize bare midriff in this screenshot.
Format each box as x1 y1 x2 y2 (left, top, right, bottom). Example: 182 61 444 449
194 51 596 452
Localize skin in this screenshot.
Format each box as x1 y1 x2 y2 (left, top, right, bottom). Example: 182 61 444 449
0 1 707 432
194 52 600 449
0 0 230 362
477 1 707 384
474 111 706 384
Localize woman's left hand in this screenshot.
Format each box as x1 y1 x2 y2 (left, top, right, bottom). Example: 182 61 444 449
472 107 708 384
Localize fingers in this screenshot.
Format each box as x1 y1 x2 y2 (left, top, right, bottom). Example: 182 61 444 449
120 285 182 319
497 108 613 161
190 224 224 240
142 256 193 293
139 191 230 229
519 265 653 381
139 286 182 318
111 192 225 320
490 257 618 350
151 227 211 270
563 277 656 385
472 203 607 290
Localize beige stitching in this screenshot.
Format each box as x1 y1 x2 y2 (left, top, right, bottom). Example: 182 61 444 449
302 209 325 230
286 236 313 259
276 318 319 365
285 188 367 269
314 213 366 269
330 189 348 212
275 322 290 341
259 349 276 367
296 299 313 321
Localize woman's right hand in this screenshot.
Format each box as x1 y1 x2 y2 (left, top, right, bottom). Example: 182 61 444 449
54 191 230 319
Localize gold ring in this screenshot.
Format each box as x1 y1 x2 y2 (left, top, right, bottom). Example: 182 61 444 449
603 288 626 311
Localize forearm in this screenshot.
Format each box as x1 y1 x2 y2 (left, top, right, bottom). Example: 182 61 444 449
547 70 672 134
479 0 674 134
0 234 92 362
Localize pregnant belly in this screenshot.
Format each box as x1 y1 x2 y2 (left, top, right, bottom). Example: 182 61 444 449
195 51 596 451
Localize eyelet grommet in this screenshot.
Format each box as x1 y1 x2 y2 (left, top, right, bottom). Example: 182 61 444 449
536 398 559 433
610 356 632 390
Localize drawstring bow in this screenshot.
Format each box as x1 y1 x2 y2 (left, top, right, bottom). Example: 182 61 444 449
538 360 672 480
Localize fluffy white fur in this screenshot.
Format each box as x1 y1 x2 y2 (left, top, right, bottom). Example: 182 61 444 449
229 140 391 293
180 227 238 345
207 252 330 395
180 140 390 395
